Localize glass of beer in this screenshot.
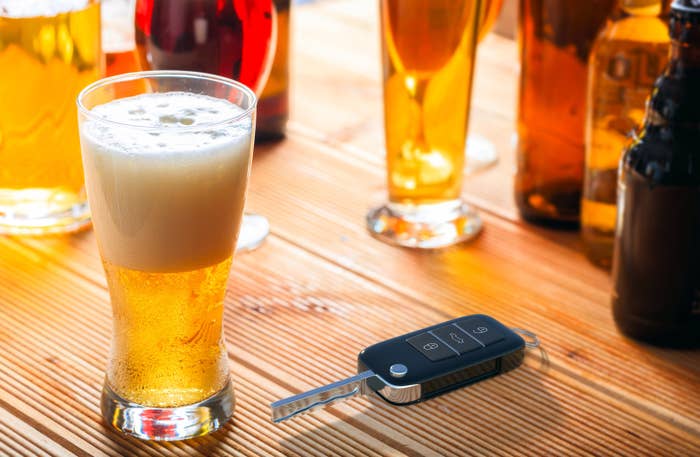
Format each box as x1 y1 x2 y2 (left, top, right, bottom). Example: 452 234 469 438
0 0 101 234
77 71 256 440
367 0 483 248
102 0 140 76
466 0 504 173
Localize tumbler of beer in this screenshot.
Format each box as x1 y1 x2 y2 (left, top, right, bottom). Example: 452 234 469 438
77 71 256 440
367 0 483 248
0 0 101 234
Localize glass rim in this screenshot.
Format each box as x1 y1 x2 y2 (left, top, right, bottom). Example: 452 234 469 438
76 70 257 131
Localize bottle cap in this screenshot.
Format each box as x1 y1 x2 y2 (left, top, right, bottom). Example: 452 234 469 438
672 0 700 12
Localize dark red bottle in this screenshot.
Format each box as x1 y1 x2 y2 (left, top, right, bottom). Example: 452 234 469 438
134 0 274 95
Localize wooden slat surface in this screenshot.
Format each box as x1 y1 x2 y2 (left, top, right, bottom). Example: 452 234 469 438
0 0 698 455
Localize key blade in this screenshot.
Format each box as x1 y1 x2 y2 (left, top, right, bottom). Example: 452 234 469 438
270 370 379 423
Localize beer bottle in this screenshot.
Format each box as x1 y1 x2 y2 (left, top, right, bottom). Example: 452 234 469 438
257 0 291 141
516 0 616 226
611 0 700 347
582 0 669 267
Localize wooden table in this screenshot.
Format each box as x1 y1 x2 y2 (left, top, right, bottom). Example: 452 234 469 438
1 1 698 455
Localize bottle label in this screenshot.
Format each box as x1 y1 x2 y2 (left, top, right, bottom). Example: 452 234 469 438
594 43 667 115
587 42 669 170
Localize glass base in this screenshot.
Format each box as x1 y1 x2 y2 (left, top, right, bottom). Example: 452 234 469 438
101 380 234 441
465 135 498 175
366 199 482 249
235 213 270 253
0 190 91 235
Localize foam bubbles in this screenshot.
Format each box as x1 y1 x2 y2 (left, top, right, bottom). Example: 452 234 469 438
84 92 251 156
0 0 89 17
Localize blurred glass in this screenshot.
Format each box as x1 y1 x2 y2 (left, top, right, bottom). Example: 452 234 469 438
102 0 140 75
465 0 505 174
0 0 101 234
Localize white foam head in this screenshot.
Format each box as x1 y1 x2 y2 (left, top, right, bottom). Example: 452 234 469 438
80 91 254 272
0 0 89 17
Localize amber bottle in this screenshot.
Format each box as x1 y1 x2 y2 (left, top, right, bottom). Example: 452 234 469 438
257 0 291 141
582 0 669 267
516 0 615 226
612 0 700 347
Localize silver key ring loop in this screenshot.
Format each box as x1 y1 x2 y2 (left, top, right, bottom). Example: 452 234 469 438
511 328 540 349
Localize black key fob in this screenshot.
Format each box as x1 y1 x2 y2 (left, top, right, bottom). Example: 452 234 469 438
358 314 526 405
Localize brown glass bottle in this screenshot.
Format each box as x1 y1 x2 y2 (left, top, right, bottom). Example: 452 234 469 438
516 0 616 226
612 0 700 347
257 0 290 141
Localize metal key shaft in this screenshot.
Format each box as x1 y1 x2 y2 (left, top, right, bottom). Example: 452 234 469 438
270 371 381 423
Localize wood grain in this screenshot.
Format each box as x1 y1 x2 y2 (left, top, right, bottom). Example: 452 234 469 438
0 0 697 456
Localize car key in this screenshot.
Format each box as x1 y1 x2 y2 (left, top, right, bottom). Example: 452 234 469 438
270 314 539 423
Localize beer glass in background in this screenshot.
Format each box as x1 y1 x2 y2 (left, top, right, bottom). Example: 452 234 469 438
77 71 256 440
367 0 483 249
478 0 504 41
466 0 504 173
0 0 101 234
102 0 140 76
134 0 275 253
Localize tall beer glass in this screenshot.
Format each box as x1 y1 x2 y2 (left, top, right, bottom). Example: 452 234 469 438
367 0 483 248
466 0 504 173
0 0 101 234
77 71 256 440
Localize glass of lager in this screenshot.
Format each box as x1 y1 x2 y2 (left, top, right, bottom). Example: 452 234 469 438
0 0 101 234
367 0 484 249
77 71 256 440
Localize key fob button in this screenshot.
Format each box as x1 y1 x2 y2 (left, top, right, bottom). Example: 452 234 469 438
457 318 505 346
432 324 482 354
406 333 457 362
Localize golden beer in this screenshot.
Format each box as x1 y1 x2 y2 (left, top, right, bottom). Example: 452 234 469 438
104 258 232 407
368 0 483 248
381 0 481 204
0 0 100 233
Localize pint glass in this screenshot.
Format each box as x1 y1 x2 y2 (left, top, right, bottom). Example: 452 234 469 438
77 71 256 440
367 0 483 248
0 0 101 234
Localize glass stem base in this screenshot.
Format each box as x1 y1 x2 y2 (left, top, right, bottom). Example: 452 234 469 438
101 379 234 441
465 134 498 175
235 213 270 253
0 193 90 235
366 199 483 249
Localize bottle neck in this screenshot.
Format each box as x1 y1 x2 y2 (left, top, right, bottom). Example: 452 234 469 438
667 9 700 76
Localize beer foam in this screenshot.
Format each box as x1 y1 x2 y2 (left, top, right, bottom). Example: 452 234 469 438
80 92 253 272
86 92 250 155
0 0 89 17
102 0 136 53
